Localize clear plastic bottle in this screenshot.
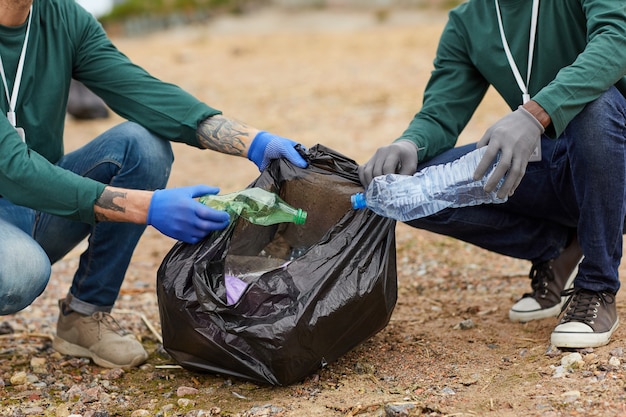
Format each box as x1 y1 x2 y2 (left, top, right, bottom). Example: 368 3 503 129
351 147 507 222
199 187 307 226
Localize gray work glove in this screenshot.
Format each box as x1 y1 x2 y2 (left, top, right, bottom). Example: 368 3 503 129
474 106 544 198
358 140 419 187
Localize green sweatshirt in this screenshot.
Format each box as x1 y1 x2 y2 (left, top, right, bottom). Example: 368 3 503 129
0 0 221 223
397 0 626 162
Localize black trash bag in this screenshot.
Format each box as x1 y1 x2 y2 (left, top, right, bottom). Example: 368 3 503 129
156 144 397 386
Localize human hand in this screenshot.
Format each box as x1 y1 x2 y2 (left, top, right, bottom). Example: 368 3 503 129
247 131 308 171
147 185 230 243
358 140 419 187
474 106 544 198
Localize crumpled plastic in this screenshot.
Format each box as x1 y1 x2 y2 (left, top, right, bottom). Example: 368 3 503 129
156 144 398 385
224 274 248 305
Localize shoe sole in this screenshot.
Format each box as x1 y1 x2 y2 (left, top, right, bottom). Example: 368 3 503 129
551 318 619 348
53 336 147 369
509 302 563 322
508 261 579 323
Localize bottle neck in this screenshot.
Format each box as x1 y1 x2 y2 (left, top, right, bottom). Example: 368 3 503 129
278 202 307 224
293 208 307 225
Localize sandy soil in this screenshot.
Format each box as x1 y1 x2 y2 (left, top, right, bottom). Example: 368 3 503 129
3 6 626 417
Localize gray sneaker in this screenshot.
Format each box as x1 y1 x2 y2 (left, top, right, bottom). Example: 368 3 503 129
509 237 583 322
53 300 148 369
551 288 619 348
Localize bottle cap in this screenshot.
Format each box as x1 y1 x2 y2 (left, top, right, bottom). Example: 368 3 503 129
294 209 307 225
351 193 366 209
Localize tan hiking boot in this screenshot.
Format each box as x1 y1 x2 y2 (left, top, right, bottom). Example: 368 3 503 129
509 237 583 322
53 300 148 369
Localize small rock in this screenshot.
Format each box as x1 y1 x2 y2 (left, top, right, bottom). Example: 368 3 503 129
551 365 566 378
460 374 480 386
101 368 125 380
245 405 284 416
130 410 151 417
583 353 599 364
177 386 199 397
30 357 47 373
81 386 103 403
561 352 584 368
608 356 621 367
26 374 39 384
561 390 581 403
177 398 194 408
10 371 28 385
23 407 45 416
65 384 84 401
453 319 475 330
139 363 154 371
384 402 418 417
545 345 561 358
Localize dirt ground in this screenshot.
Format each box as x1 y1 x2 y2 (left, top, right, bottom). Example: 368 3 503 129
3 6 626 417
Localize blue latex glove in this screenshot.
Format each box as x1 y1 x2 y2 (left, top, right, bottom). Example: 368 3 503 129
147 185 230 244
247 131 308 171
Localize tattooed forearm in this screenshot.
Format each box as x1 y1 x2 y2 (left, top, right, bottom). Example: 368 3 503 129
95 188 126 222
197 115 249 155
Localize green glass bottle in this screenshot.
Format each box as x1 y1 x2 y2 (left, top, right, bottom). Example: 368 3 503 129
199 187 307 226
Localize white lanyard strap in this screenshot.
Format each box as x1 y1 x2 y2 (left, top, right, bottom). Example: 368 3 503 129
495 0 539 104
0 5 33 127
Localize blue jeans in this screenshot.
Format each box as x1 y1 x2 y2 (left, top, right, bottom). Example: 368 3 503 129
0 122 174 315
408 87 626 294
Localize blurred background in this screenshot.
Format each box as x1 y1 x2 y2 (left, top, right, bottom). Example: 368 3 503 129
77 0 464 35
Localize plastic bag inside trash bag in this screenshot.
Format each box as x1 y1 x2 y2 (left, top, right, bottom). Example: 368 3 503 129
157 144 397 386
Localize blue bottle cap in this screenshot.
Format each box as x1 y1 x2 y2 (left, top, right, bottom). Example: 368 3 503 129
351 193 366 209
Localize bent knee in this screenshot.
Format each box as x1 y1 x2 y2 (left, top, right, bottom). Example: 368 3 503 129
0 242 51 315
124 122 174 163
122 122 174 187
